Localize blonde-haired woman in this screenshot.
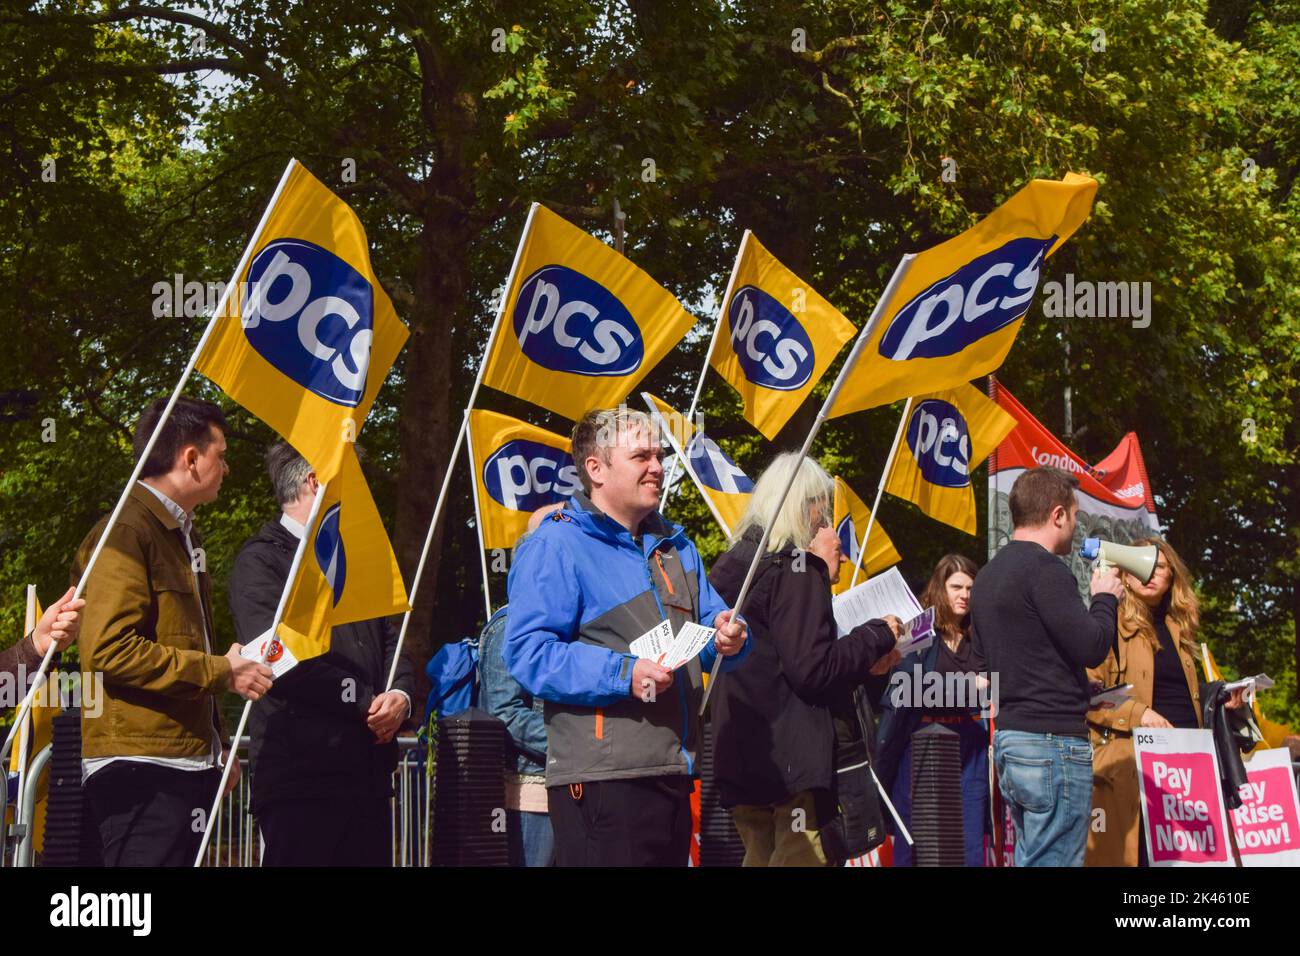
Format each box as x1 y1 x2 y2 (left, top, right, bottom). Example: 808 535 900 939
1085 537 1226 866
708 452 902 866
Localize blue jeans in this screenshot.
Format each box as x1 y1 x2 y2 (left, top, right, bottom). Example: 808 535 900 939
507 809 555 867
993 730 1093 867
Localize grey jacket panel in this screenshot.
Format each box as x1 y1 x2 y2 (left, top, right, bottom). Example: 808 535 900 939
543 523 707 787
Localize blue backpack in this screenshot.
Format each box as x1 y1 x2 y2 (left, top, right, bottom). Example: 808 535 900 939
424 637 479 718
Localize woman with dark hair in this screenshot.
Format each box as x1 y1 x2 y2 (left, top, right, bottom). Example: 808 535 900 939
875 553 988 866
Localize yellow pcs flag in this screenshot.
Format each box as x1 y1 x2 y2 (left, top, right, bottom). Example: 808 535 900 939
711 231 857 440
832 477 902 595
830 174 1097 418
274 448 410 663
481 204 697 422
884 384 1016 535
468 409 581 550
197 159 409 481
642 393 752 536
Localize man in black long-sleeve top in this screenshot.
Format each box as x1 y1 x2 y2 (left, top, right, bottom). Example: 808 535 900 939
972 466 1123 867
228 441 416 866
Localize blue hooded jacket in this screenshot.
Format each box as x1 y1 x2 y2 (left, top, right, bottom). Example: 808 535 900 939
503 493 748 786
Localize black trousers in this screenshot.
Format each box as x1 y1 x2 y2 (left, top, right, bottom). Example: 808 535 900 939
256 792 391 867
547 776 693 867
85 762 222 867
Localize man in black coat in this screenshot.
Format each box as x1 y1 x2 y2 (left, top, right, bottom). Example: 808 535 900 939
228 441 417 867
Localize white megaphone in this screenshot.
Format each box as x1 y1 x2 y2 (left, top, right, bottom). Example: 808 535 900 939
1080 537 1158 585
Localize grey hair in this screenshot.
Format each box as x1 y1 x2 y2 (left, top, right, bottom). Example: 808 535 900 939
733 451 834 553
265 440 313 507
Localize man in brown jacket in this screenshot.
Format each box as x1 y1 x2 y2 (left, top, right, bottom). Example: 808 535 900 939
72 396 273 866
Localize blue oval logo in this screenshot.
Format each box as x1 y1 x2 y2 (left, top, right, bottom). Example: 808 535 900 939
725 285 816 390
878 236 1056 361
685 434 754 495
241 238 375 407
511 265 644 377
314 503 347 606
484 439 582 512
906 399 971 489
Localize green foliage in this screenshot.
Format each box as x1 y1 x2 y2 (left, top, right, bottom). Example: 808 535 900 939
1 0 1296 728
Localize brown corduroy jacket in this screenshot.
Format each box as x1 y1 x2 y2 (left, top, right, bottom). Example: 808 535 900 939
1084 615 1202 866
71 483 231 759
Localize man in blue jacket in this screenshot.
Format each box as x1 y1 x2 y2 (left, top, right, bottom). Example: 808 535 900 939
504 406 749 866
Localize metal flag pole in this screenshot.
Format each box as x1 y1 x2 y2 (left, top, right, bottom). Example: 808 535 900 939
847 397 914 589
463 419 493 621
660 231 749 513
194 480 328 866
385 202 539 689
699 254 916 716
0 159 298 767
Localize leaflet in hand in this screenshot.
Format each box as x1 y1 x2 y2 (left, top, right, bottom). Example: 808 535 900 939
895 606 936 657
1089 683 1134 709
1223 674 1274 694
629 620 716 670
832 566 923 638
629 620 673 661
240 627 299 678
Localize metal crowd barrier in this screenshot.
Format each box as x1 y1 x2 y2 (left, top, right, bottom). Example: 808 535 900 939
5 741 1298 868
3 736 431 868
200 735 431 868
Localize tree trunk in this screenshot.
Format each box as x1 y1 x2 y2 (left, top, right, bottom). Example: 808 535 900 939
392 221 471 698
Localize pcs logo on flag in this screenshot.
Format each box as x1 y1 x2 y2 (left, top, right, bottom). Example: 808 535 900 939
906 399 972 489
484 438 582 512
686 435 754 495
879 235 1056 362
513 265 644 376
726 285 816 390
241 238 375 407
836 515 860 564
314 503 347 606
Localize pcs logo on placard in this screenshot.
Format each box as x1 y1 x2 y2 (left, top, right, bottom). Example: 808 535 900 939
241 239 375 407
485 439 582 512
314 504 347 606
726 286 815 390
906 400 971 489
879 236 1056 362
513 266 644 376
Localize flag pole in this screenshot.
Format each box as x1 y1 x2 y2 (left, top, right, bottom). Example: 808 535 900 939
660 230 749 512
10 585 39 861
700 254 916 716
463 418 493 621
641 394 733 538
847 397 913 589
0 159 298 767
386 202 539 690
194 479 329 866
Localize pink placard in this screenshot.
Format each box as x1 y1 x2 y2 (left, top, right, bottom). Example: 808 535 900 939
1231 750 1300 865
1138 747 1231 865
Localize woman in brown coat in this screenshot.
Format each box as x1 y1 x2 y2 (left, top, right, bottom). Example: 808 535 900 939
1084 537 1236 866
